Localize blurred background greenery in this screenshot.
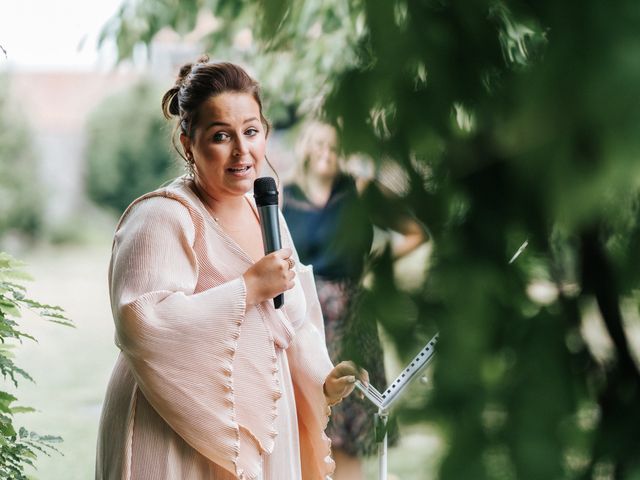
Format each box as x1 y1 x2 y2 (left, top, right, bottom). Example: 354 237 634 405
2 0 640 478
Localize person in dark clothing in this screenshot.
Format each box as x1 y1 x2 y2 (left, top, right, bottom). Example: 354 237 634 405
283 120 426 480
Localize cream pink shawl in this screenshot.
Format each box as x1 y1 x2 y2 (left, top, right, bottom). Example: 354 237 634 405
95 178 335 479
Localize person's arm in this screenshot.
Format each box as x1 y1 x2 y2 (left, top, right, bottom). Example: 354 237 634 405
356 177 429 259
390 216 428 259
110 196 254 478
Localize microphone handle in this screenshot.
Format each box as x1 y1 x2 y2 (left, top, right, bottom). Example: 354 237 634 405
257 205 284 309
273 293 284 309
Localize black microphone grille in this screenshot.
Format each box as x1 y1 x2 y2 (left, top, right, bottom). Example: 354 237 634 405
253 177 279 207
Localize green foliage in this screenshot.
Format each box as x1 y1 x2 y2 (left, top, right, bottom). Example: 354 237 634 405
85 80 180 214
0 253 70 478
99 0 366 127
0 75 43 239
104 0 640 478
328 2 640 478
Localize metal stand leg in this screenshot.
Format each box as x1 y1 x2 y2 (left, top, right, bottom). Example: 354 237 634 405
375 409 389 480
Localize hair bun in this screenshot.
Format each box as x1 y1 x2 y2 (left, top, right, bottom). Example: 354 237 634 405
176 62 194 87
161 55 212 119
161 85 181 119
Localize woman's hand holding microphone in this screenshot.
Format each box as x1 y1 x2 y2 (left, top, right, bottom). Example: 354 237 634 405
243 247 296 307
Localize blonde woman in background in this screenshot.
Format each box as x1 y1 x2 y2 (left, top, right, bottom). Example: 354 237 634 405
283 120 426 480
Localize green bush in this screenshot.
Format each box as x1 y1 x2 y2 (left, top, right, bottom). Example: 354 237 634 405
0 252 71 479
85 80 180 215
0 75 43 239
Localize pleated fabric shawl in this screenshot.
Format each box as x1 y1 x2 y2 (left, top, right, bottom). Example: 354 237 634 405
95 177 335 480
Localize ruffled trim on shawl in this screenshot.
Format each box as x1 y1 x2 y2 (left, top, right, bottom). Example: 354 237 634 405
289 322 336 480
285 267 336 479
234 329 281 480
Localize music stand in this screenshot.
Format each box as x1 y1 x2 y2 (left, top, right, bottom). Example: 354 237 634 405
355 333 439 480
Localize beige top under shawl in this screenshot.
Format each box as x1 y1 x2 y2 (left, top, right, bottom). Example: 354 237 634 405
95 177 335 480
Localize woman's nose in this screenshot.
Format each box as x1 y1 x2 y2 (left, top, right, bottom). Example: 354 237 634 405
233 136 249 156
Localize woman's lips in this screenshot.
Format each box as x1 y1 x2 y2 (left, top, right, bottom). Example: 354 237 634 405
227 165 251 175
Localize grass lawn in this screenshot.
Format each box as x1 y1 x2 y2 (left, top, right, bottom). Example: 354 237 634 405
8 241 439 480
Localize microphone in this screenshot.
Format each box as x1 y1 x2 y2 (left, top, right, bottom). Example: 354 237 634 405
253 177 284 309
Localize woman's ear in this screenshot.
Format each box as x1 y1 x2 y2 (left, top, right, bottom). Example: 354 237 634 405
179 133 192 160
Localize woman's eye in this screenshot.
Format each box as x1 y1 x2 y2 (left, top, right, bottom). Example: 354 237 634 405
213 132 229 142
245 127 259 137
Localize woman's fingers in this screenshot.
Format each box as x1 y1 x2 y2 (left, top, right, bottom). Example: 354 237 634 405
336 369 368 399
336 375 357 397
333 360 357 377
324 361 371 404
325 374 356 402
360 368 370 386
334 361 368 385
273 247 293 261
243 248 297 305
270 248 296 287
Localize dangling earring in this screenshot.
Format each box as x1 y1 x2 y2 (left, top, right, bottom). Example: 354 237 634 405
185 153 195 177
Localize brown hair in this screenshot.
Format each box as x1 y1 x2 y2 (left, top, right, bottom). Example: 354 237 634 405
161 55 272 170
